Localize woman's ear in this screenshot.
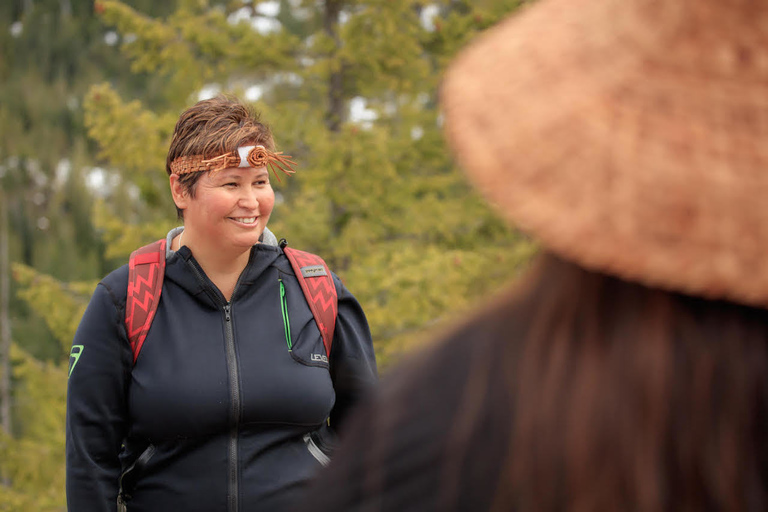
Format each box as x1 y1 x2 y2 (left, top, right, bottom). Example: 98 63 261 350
169 174 189 210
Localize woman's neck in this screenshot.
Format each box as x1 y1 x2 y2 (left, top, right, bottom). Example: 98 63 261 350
176 230 251 301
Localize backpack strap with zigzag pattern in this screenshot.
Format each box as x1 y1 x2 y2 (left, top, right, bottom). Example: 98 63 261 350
125 239 166 364
282 244 338 357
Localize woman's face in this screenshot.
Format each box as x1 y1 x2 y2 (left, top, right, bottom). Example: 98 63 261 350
172 166 275 253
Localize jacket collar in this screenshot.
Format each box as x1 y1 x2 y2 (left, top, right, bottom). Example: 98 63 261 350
164 243 281 309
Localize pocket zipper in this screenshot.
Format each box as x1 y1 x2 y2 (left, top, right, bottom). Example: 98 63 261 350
118 443 156 506
303 433 331 467
279 278 292 351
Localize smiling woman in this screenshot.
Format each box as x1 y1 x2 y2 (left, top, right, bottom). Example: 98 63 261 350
65 96 378 512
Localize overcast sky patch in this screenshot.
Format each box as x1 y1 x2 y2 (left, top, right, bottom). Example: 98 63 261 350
10 21 23 37
197 84 222 101
350 96 378 127
420 4 439 31
255 1 280 17
245 85 264 102
104 31 119 46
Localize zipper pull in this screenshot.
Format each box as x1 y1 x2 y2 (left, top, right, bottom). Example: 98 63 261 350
224 304 231 322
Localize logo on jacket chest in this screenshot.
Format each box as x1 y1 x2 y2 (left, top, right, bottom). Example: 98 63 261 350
311 353 328 363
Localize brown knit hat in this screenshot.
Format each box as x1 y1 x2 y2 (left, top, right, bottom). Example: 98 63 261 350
441 0 768 307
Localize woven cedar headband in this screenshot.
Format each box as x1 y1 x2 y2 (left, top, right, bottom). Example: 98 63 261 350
170 145 296 182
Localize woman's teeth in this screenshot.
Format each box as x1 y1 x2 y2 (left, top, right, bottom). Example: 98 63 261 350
233 217 257 224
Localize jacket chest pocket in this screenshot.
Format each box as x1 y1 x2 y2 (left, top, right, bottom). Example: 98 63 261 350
278 273 331 369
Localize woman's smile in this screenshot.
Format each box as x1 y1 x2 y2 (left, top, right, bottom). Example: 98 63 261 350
230 216 258 226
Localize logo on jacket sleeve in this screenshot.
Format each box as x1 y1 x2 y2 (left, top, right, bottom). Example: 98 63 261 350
311 353 328 363
69 345 84 378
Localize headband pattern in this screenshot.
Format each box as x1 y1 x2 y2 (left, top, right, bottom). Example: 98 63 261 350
170 145 296 182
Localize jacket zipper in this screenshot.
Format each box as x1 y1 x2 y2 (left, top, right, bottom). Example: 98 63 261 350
223 303 240 512
186 257 249 512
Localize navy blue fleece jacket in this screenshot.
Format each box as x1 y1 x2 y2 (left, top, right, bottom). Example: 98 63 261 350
66 234 377 512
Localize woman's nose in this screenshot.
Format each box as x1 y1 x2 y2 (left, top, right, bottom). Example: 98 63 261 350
238 187 260 208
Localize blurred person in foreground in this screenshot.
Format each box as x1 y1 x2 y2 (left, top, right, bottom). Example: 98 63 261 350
66 96 377 511
300 0 768 510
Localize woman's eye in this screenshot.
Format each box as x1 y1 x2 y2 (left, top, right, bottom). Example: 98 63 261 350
224 182 238 187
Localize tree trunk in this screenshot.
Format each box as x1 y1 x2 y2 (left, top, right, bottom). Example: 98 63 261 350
0 190 11 438
60 0 72 19
324 0 344 133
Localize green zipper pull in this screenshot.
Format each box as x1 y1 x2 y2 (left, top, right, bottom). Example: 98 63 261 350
279 278 292 351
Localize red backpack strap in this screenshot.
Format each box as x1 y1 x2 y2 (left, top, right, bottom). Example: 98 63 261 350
125 239 166 364
283 247 338 358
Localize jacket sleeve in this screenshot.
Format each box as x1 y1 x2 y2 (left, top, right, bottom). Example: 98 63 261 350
327 275 378 431
66 281 133 511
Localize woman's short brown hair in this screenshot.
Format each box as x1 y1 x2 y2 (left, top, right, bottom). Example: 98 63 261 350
166 95 274 218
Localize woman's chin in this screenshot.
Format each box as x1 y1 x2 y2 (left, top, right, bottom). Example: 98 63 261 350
234 232 264 248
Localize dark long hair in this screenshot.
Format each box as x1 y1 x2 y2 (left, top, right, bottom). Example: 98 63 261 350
456 252 768 511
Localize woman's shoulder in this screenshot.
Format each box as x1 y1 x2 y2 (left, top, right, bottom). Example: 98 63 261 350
97 263 130 307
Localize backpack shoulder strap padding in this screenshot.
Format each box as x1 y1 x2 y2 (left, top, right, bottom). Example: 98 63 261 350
126 239 166 364
283 247 338 358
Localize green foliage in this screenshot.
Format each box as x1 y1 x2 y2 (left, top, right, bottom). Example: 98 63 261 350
84 83 175 177
95 0 303 106
349 240 538 366
0 346 68 511
12 264 93 353
340 1 432 96
1 265 93 510
92 200 177 261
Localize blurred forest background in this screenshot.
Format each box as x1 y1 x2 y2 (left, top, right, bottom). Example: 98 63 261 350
0 0 535 508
